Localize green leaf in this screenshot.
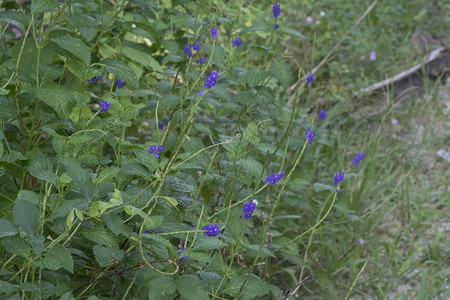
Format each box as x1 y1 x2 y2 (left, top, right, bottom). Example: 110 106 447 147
50 35 91 66
36 85 75 117
82 227 117 248
176 276 209 300
143 215 164 230
29 235 45 256
158 196 178 209
0 219 19 239
1 237 31 257
0 280 18 294
226 274 270 298
147 277 176 300
124 205 147 219
19 282 38 292
313 183 335 192
0 11 32 27
26 151 58 184
122 47 163 72
41 244 74 273
103 214 123 235
13 199 39 235
101 58 138 88
88 195 122 217
60 291 76 300
270 60 292 88
31 0 60 15
67 13 100 29
281 27 306 39
95 167 120 184
92 245 124 268
63 159 97 201
134 149 159 171
158 94 180 108
193 237 225 251
119 162 152 179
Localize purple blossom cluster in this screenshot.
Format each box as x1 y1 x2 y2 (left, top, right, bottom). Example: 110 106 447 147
204 71 219 88
265 171 284 185
88 75 103 83
351 152 365 166
334 172 344 186
149 145 163 158
178 248 187 261
99 101 111 113
243 200 258 219
117 78 124 89
202 224 220 236
305 128 316 145
232 37 242 47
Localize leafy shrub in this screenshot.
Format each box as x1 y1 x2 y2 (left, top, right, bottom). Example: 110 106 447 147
0 0 376 299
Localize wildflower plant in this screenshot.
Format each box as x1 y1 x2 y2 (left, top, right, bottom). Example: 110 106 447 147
0 1 377 299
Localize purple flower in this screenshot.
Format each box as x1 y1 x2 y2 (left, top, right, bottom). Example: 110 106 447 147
199 57 205 64
351 152 365 166
202 224 220 236
88 75 103 83
370 51 376 61
306 74 314 83
391 118 398 125
243 200 258 219
318 110 326 120
193 42 200 51
265 171 284 185
359 238 364 245
232 37 242 47
305 128 315 145
117 78 124 89
306 16 313 23
158 121 166 130
334 172 344 186
204 71 219 88
99 101 111 113
178 248 187 261
198 89 205 97
137 228 150 234
157 146 163 153
274 23 279 29
211 27 218 40
272 3 281 18
184 44 192 56
149 145 157 153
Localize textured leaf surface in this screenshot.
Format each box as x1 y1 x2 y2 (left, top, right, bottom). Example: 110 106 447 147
36 85 75 117
51 35 91 66
82 228 117 248
270 60 292 88
176 276 209 300
101 58 138 88
93 245 124 267
1 237 31 257
13 199 39 235
41 244 74 273
0 219 19 239
31 0 60 15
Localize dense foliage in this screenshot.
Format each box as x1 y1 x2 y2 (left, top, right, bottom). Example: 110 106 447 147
0 0 448 299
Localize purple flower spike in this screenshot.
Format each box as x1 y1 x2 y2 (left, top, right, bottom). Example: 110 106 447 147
211 27 218 40
306 74 314 83
334 172 344 186
99 101 111 113
199 57 205 64
318 110 326 120
193 42 200 51
272 3 281 18
351 152 365 166
117 78 124 89
274 23 279 29
202 224 220 236
232 37 242 47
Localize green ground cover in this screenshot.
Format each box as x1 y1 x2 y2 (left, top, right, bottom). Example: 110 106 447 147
0 0 448 299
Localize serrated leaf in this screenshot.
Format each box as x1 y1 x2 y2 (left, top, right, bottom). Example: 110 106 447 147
158 196 178 209
124 205 147 219
67 13 100 29
103 214 123 235
36 85 75 117
0 11 32 27
92 245 124 268
95 167 120 184
147 277 176 300
158 94 180 108
134 149 159 171
226 274 270 298
0 280 18 294
143 215 164 230
281 27 306 39
211 85 231 102
13 199 39 235
51 35 91 66
193 237 225 251
0 219 19 239
176 276 209 300
82 227 117 248
119 162 152 179
88 191 122 217
31 0 60 15
63 159 97 200
101 58 138 88
26 151 58 184
41 244 74 273
29 235 45 256
1 236 31 257
270 60 292 88
19 282 38 292
122 47 163 72
313 183 335 192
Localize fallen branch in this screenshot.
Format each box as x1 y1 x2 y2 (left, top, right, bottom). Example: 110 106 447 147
359 46 449 94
